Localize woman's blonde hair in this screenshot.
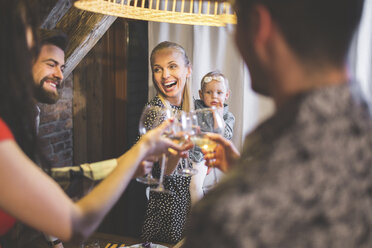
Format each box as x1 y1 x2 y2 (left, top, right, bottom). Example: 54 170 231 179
150 41 194 112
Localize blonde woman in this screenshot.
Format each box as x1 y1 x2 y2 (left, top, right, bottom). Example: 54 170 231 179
141 41 202 244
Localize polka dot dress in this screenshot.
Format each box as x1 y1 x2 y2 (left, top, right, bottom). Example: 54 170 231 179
141 95 192 244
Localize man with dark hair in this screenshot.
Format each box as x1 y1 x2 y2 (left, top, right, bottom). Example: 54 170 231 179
32 29 67 105
184 0 371 247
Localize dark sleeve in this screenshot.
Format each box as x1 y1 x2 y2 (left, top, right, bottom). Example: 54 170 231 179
184 156 359 248
183 190 237 248
223 111 235 140
2 222 50 248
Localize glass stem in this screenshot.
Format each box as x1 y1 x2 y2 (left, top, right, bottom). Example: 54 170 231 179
213 167 218 185
158 153 166 187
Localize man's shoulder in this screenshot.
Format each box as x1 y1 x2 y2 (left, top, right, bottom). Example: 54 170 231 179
192 164 257 216
186 85 372 247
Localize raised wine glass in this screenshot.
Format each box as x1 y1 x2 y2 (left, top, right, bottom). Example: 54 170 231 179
173 111 199 176
136 105 171 186
191 107 224 189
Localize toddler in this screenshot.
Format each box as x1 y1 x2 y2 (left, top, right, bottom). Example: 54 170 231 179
195 70 235 140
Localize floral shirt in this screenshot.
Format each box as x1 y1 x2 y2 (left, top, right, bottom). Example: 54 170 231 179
184 84 372 248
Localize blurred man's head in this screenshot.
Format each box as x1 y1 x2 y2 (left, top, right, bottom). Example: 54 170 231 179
233 0 365 96
32 29 68 104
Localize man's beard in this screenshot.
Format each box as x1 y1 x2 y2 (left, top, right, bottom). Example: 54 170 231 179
33 77 61 104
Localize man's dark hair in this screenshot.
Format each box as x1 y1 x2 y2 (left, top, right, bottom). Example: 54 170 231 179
38 28 68 52
234 0 365 67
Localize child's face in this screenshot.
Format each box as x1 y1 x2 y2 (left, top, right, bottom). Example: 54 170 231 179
199 80 230 108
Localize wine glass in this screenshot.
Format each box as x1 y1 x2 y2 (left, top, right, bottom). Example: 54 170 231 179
173 111 198 176
149 107 174 194
190 107 224 189
136 105 171 186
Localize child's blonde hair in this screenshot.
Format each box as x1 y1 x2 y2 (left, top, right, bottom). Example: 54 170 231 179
200 70 229 92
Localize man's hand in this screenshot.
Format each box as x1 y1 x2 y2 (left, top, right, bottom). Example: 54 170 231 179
202 133 240 173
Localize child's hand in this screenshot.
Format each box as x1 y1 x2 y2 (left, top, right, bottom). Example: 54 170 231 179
216 101 224 119
212 102 225 130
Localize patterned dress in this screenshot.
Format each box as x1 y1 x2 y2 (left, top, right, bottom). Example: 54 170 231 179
141 95 192 244
184 84 372 248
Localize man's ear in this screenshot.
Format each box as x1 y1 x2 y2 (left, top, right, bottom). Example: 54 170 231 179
252 4 274 62
199 90 203 99
254 5 272 43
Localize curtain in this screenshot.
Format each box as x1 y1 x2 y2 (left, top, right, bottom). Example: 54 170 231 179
350 0 372 112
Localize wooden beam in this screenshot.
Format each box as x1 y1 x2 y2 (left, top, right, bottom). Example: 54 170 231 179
40 0 73 29
40 0 117 78
56 7 117 77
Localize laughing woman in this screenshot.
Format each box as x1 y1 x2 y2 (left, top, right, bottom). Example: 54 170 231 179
141 41 203 244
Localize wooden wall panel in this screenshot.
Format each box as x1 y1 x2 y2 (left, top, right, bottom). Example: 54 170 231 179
85 46 104 162
97 20 149 238
114 21 128 155
73 19 127 165
72 69 88 164
73 18 148 238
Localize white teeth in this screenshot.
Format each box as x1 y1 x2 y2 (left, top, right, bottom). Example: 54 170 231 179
164 81 176 86
48 82 57 88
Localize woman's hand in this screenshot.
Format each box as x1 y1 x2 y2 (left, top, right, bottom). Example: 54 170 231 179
202 133 240 173
164 152 182 175
164 137 193 175
132 160 154 178
164 146 192 175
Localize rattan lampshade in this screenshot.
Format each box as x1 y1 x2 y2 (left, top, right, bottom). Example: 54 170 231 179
74 0 236 27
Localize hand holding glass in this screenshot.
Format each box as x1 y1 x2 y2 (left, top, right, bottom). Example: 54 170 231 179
173 111 198 176
136 106 171 186
191 107 224 188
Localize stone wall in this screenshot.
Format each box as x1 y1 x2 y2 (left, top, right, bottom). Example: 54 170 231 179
38 74 73 167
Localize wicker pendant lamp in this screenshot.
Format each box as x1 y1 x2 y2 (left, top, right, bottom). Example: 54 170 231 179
74 0 236 27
